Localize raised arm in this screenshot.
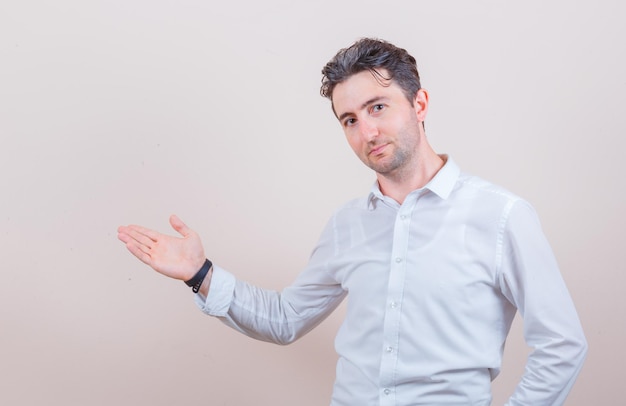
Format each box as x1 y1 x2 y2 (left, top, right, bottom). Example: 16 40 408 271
117 214 211 295
118 214 346 345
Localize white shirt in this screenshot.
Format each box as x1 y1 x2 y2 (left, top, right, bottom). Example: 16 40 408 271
196 157 587 405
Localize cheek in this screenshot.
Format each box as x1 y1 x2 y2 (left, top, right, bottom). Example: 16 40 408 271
387 114 407 130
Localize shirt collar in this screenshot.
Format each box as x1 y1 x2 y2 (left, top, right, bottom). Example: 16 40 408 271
366 155 460 210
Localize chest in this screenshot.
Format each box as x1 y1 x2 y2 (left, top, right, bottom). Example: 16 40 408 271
329 204 501 310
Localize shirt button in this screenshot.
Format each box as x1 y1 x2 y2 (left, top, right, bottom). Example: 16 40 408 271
390 301 397 308
386 346 393 353
395 257 402 263
400 214 407 220
384 388 391 395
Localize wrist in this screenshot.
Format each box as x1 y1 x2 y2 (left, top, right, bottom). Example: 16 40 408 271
184 259 212 293
198 266 213 297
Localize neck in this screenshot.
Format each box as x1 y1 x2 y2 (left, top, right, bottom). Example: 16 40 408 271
377 147 445 205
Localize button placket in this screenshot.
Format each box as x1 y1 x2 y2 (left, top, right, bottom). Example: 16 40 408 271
379 203 416 402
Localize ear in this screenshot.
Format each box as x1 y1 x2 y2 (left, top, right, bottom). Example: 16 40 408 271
413 89 429 122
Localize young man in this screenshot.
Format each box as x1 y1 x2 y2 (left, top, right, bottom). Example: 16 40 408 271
118 38 587 405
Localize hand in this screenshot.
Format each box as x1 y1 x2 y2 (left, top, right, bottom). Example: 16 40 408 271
117 215 206 282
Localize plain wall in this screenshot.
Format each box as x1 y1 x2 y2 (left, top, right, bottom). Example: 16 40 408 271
1 0 624 404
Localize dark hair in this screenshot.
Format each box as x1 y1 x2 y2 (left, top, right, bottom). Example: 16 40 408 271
320 38 421 104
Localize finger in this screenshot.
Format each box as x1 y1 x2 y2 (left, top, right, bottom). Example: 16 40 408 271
123 227 159 250
125 224 160 242
118 230 131 244
117 225 135 240
169 214 191 237
124 241 153 265
119 229 153 255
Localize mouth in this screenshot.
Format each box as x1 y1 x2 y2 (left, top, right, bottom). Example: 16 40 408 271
368 143 389 157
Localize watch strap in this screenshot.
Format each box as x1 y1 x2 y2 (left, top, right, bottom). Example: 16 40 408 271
185 259 212 293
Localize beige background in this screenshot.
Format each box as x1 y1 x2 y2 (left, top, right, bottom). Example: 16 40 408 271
1 1 624 404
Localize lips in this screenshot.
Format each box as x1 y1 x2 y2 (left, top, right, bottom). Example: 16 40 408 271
368 143 389 156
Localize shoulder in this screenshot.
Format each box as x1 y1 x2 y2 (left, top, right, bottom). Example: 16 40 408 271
457 171 520 201
457 171 529 207
453 171 540 228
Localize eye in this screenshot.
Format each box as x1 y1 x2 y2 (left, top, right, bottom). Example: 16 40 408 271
343 117 357 127
372 104 385 113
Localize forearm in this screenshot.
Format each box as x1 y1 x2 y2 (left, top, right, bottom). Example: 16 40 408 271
195 216 344 345
195 265 345 345
505 333 587 405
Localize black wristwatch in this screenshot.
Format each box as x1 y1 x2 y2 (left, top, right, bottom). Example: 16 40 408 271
185 259 213 293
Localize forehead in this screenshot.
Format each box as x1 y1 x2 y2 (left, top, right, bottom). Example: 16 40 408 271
332 70 405 116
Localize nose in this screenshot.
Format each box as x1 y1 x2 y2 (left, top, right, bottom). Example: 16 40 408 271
359 117 379 142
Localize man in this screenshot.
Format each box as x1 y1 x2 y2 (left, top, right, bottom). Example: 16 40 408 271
118 38 587 405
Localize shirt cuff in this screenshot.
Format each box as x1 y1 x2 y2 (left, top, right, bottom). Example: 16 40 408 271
193 265 236 317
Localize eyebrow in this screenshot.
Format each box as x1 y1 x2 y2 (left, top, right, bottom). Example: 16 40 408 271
337 96 388 122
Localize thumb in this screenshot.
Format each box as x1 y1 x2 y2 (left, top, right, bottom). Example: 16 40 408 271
169 214 191 237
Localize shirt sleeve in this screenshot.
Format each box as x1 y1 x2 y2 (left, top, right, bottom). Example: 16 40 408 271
193 265 237 316
498 200 588 405
194 216 347 345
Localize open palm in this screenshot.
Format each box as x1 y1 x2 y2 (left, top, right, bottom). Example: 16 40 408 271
118 215 206 281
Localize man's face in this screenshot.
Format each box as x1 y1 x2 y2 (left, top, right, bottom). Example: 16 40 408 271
332 70 426 177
